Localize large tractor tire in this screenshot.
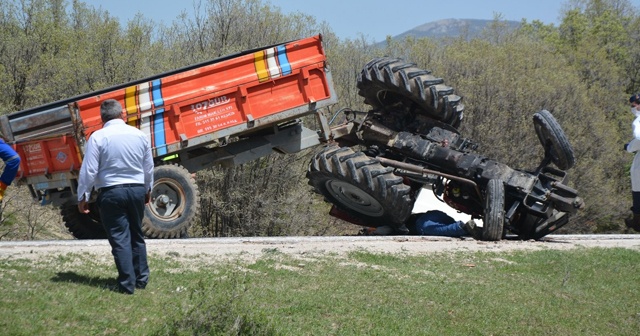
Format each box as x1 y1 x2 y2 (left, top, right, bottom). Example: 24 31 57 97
306 145 413 227
357 57 464 128
143 164 199 239
61 201 107 239
482 179 505 241
533 110 575 170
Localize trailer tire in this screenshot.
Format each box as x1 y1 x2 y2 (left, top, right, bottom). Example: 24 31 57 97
61 201 107 239
533 110 575 170
143 164 199 239
357 57 464 128
482 179 505 241
306 145 413 227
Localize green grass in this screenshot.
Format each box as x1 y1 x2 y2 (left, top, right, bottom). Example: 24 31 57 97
1 247 639 335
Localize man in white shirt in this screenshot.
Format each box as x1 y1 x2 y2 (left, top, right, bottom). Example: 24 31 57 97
626 94 640 232
77 99 154 294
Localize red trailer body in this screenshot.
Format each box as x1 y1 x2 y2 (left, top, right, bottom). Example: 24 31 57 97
0 35 337 238
1 34 335 194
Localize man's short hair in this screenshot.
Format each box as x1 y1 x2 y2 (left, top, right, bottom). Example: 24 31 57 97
100 99 123 123
630 94 640 104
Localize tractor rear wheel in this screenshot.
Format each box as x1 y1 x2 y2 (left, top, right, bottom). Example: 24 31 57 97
306 145 413 227
357 57 464 128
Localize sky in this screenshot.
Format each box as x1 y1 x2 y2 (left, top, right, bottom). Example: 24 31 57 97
83 0 640 42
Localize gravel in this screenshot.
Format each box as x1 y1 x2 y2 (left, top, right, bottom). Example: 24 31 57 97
1 235 639 262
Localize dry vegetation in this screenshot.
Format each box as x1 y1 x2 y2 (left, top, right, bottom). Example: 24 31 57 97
1 0 640 239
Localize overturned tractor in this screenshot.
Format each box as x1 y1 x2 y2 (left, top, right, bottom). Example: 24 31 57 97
307 57 584 241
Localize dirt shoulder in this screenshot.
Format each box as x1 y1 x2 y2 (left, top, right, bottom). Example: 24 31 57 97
1 235 639 263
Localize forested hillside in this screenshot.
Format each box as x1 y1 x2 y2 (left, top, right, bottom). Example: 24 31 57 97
0 0 638 239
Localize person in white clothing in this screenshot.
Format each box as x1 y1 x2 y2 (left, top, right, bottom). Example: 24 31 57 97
625 93 640 232
77 99 154 294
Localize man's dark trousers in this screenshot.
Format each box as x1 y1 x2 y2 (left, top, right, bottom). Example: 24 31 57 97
98 185 149 293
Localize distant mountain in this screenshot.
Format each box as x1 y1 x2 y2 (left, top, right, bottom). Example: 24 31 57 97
380 18 521 43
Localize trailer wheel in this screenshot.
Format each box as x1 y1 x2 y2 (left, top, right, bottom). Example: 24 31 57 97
61 201 107 239
357 57 464 128
143 164 199 238
306 145 413 227
482 179 505 241
533 110 575 170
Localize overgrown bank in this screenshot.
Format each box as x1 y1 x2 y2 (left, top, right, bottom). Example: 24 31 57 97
1 0 639 239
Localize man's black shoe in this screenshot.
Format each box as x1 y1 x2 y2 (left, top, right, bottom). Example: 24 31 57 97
625 217 640 232
105 284 133 295
135 282 147 290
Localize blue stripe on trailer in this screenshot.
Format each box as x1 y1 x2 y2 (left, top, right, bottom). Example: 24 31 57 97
151 79 164 107
153 108 167 156
276 45 291 75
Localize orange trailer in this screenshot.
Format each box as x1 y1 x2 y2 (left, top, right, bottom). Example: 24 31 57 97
0 35 337 239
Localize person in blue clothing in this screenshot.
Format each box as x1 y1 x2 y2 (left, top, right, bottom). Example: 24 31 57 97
366 210 483 239
410 210 481 238
0 134 21 202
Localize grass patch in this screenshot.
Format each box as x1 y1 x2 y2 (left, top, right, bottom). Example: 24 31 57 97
0 248 639 335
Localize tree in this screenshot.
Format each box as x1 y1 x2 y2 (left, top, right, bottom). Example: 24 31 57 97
2 0 640 239
158 0 322 67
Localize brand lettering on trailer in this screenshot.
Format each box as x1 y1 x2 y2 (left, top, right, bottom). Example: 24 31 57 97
23 143 42 153
191 95 230 114
194 105 235 122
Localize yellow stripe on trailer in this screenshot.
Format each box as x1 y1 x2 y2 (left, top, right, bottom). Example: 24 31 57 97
124 86 138 124
253 50 269 82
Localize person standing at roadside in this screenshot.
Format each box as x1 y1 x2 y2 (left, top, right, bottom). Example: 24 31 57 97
77 99 154 294
625 93 640 232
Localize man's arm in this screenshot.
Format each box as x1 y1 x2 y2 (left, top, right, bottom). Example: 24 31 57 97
77 136 100 213
142 138 154 204
628 138 640 153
